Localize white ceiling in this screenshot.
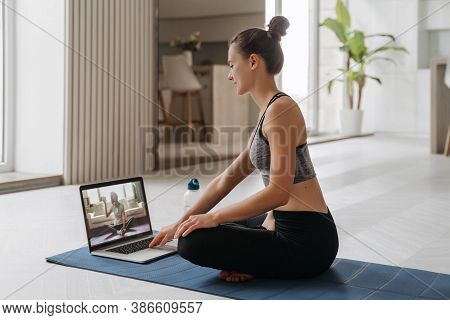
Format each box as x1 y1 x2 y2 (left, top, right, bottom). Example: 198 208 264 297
159 0 265 19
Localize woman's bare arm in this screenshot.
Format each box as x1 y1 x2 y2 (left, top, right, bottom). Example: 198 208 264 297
102 198 113 217
121 209 126 228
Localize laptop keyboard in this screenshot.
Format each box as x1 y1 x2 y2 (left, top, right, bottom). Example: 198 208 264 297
106 238 152 255
106 238 176 255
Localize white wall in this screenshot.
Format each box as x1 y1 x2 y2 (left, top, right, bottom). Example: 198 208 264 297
348 0 424 135
159 0 264 19
348 0 450 135
319 0 345 134
159 13 265 44
14 0 65 174
319 0 450 135
158 0 265 43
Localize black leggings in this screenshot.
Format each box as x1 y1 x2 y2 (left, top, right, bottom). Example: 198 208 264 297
177 207 339 279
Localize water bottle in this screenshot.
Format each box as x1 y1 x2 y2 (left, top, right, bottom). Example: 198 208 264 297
183 178 201 214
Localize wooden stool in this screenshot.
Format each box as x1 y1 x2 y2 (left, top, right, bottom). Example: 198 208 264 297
444 123 450 157
166 90 205 142
161 55 205 141
157 89 168 124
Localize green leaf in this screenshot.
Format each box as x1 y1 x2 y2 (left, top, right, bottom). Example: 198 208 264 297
336 0 351 29
347 31 367 61
368 45 408 56
320 18 347 44
339 44 350 53
338 68 351 78
366 75 382 85
327 78 343 93
366 56 397 65
327 80 334 93
348 70 359 82
341 68 359 83
365 33 396 41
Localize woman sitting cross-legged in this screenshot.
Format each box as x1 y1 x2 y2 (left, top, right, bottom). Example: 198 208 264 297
149 16 339 283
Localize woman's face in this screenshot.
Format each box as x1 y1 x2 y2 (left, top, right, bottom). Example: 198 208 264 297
110 192 118 205
227 43 254 95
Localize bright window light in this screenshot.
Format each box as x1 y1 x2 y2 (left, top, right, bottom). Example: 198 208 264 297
0 1 4 163
280 0 309 101
265 0 276 27
265 0 313 129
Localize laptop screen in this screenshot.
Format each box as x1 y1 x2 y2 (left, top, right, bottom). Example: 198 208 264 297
81 179 152 248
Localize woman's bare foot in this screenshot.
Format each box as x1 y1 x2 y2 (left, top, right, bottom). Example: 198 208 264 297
219 270 254 282
219 270 233 280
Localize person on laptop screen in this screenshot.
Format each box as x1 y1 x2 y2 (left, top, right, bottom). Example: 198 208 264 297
102 192 127 236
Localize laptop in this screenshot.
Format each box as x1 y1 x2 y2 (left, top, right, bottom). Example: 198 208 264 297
80 176 178 263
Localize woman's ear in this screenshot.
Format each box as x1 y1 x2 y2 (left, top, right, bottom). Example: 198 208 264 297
249 53 259 70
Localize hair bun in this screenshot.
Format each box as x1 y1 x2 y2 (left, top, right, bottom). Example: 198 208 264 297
267 16 290 42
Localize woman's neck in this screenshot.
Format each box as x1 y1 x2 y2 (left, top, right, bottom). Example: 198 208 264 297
249 76 280 112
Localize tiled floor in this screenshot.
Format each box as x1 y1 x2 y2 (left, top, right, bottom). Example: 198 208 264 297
1 132 449 299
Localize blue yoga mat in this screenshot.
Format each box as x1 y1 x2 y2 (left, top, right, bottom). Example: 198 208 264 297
46 246 450 300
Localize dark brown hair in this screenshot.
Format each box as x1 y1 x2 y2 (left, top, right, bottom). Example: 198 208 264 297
229 16 290 75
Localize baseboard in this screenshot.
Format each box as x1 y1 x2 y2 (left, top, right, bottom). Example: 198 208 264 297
308 132 375 145
0 172 63 195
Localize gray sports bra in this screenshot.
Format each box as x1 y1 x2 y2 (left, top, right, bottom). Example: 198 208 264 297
249 92 316 187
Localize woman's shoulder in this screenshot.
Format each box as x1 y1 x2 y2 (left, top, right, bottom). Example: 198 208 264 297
264 95 301 125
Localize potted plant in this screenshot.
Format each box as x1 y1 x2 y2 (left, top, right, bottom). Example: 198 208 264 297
170 31 202 67
320 0 407 135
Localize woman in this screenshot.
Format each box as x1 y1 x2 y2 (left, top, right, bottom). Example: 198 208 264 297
103 192 127 236
149 16 339 283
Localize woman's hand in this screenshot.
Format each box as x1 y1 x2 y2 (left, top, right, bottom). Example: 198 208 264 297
148 222 179 248
174 214 218 239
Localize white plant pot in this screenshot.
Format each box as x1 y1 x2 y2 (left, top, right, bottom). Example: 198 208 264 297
339 109 364 135
183 50 193 67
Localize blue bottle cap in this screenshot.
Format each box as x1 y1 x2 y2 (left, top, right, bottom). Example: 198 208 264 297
187 178 200 190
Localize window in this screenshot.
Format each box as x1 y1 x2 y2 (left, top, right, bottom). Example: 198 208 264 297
266 0 319 134
0 0 13 173
0 1 4 164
